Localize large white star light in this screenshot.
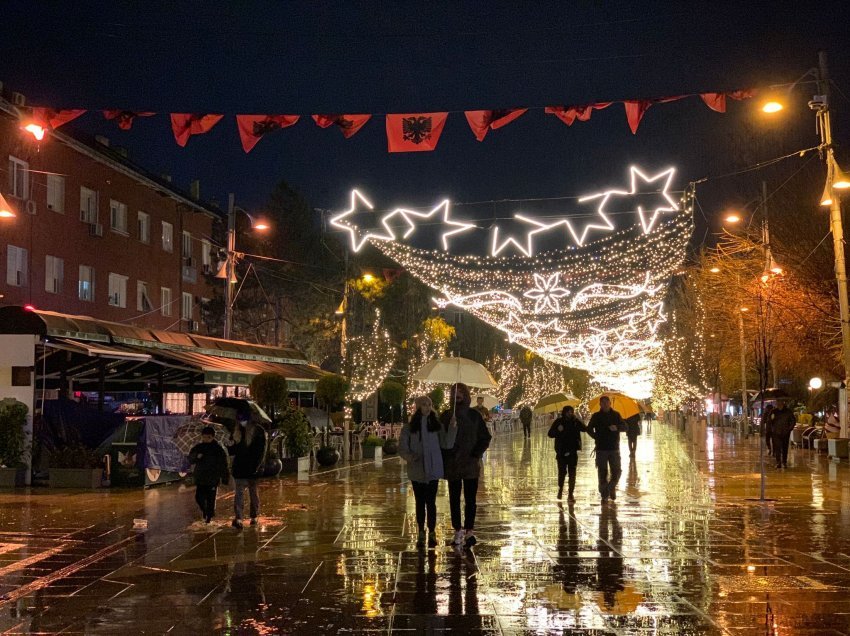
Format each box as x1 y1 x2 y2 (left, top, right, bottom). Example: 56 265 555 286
330 190 396 252
382 199 476 251
523 272 570 313
490 214 570 257
630 166 678 233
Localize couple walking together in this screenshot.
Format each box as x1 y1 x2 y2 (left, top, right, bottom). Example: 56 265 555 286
399 382 492 549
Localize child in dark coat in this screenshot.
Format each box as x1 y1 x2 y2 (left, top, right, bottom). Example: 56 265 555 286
188 426 230 523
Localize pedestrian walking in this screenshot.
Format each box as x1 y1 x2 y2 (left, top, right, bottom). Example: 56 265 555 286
586 396 627 502
547 405 585 502
188 426 229 524
473 396 491 424
441 382 492 549
625 414 641 457
228 412 268 529
519 405 533 438
769 399 796 468
761 404 775 454
400 395 457 548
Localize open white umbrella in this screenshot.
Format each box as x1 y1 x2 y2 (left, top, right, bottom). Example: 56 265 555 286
412 356 498 390
472 393 499 409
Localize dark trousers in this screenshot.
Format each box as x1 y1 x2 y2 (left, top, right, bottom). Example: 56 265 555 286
411 480 439 531
195 484 218 520
522 423 531 437
556 454 578 495
627 435 638 455
234 478 260 520
448 478 479 530
772 433 791 466
595 450 622 497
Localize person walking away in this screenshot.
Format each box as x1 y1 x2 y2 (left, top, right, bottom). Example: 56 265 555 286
228 412 268 529
400 395 458 548
441 382 492 549
188 426 229 524
547 405 585 502
769 399 796 468
586 396 626 502
519 405 533 438
761 404 774 455
624 414 641 457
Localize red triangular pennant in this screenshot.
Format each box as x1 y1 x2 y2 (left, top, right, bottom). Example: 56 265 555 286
103 110 156 130
464 109 527 141
170 114 223 147
386 113 449 152
31 108 86 130
312 114 371 138
545 103 612 126
623 100 652 134
236 115 300 152
700 93 727 113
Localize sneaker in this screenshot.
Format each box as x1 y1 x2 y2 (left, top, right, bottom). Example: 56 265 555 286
416 532 426 548
557 488 563 500
567 494 576 503
232 519 243 530
464 532 477 548
427 533 438 548
250 517 258 526
452 529 465 546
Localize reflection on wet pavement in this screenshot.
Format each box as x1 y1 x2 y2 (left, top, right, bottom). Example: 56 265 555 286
1 421 850 634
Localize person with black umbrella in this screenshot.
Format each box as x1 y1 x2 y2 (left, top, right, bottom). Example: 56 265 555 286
547 405 585 502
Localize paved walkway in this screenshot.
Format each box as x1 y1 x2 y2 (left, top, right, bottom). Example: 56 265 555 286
1 422 850 634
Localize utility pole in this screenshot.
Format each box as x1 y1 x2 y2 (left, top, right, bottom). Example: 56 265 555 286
224 193 236 341
761 180 779 387
815 51 850 438
739 309 748 437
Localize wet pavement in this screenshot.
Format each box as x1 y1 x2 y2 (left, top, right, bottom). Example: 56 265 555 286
1 421 850 635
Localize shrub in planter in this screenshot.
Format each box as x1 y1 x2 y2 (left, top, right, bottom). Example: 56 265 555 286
49 444 104 488
316 446 340 467
362 435 385 459
0 399 28 486
382 438 399 455
278 405 311 473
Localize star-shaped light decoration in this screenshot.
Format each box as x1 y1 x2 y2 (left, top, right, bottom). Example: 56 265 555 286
382 200 476 251
330 190 396 252
523 272 571 313
490 214 570 257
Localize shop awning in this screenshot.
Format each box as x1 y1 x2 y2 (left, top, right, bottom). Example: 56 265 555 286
47 338 152 362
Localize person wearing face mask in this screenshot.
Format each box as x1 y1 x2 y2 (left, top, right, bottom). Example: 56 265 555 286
400 395 458 548
440 382 492 549
547 405 585 502
228 411 268 530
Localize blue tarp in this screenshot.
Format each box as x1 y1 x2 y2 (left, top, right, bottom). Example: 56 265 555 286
139 416 191 473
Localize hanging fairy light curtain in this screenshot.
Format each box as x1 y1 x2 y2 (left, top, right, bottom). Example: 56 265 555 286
18 88 755 153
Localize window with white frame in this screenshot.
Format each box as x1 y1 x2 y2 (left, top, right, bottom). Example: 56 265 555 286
44 255 64 294
182 231 192 259
80 186 98 224
46 174 65 212
78 265 94 301
201 239 212 272
137 211 150 243
161 287 172 316
8 156 28 199
110 200 128 234
6 245 27 286
182 292 193 320
137 281 153 312
162 221 173 252
107 273 128 308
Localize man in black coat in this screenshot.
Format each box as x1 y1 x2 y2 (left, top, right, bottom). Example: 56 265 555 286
769 399 796 468
547 405 585 502
228 413 268 530
586 396 627 502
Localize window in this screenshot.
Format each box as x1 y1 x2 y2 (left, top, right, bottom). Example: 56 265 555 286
46 174 65 213
78 265 94 301
161 287 172 316
80 187 98 224
201 239 212 272
8 156 28 199
137 211 150 243
162 221 173 252
182 231 192 260
6 245 27 286
137 281 152 312
182 292 193 320
107 273 128 308
44 255 64 294
110 200 128 234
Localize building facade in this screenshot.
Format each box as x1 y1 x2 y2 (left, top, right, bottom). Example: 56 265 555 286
0 98 222 331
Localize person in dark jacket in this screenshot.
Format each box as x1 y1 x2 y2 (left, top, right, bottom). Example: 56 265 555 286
624 414 641 457
547 405 585 502
440 382 492 549
586 396 627 502
761 404 775 454
519 405 533 438
769 399 796 468
188 426 230 523
228 413 268 529
400 395 457 548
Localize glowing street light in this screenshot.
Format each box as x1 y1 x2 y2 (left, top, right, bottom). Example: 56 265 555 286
22 122 46 141
0 193 16 218
362 273 375 283
809 377 823 390
724 214 741 224
761 101 783 114
709 267 720 273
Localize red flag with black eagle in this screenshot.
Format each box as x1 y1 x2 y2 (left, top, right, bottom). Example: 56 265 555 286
31 108 86 130
464 109 527 141
103 110 155 130
236 115 300 152
170 114 224 147
312 114 371 138
386 112 449 152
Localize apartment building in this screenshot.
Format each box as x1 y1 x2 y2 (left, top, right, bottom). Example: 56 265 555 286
0 97 222 331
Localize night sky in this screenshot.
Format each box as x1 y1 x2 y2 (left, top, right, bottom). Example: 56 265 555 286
1 1 848 229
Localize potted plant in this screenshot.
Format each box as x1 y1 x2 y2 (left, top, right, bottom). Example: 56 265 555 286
382 438 399 455
249 372 289 422
361 435 385 460
316 446 340 467
380 380 405 424
262 433 283 477
316 374 349 434
278 404 312 473
49 444 104 488
0 399 28 487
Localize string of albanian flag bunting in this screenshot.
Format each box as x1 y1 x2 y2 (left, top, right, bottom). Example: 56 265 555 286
25 89 755 153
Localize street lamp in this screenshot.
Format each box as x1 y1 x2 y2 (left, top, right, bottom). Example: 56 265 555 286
809 377 823 391
0 193 16 218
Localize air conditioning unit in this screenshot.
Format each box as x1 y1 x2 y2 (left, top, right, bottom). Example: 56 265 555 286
89 223 104 237
25 200 37 215
11 92 26 106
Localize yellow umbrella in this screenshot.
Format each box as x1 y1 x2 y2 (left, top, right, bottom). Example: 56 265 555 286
594 585 643 614
587 392 641 420
534 392 580 415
